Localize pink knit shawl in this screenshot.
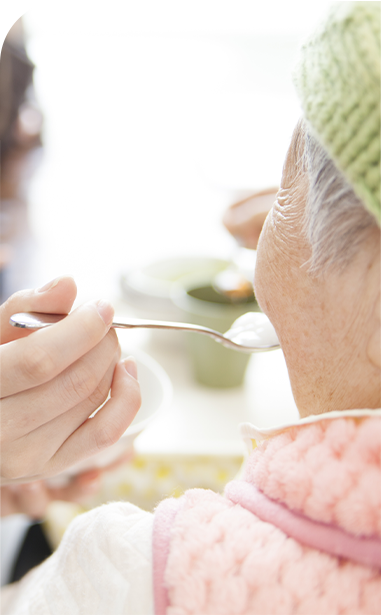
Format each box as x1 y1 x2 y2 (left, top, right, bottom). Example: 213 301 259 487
153 486 381 614
152 416 381 614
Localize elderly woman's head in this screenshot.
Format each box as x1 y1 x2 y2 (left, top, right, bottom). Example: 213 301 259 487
254 2 380 418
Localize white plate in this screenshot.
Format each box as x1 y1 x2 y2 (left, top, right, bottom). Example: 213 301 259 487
47 349 173 485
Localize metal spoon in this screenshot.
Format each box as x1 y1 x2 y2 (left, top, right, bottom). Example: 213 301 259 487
10 311 280 353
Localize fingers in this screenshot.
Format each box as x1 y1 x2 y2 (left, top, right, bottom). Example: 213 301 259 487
48 358 141 476
48 457 135 503
11 350 120 475
2 330 120 440
49 469 102 503
1 482 51 519
0 336 120 483
0 276 77 344
0 278 141 488
0 473 103 518
0 485 22 516
0 299 115 398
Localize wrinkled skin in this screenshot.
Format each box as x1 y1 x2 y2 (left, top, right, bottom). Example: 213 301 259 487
254 136 381 418
223 188 278 249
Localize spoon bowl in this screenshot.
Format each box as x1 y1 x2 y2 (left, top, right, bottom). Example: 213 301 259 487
10 311 280 353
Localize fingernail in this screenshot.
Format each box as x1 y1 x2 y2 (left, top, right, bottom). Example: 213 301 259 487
123 356 138 380
37 276 64 293
95 300 114 326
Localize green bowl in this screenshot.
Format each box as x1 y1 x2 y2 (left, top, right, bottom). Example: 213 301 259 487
171 270 259 388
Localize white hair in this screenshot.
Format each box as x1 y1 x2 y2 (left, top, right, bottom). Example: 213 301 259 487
299 119 378 274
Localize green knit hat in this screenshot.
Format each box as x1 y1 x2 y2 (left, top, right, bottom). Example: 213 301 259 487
293 1 380 224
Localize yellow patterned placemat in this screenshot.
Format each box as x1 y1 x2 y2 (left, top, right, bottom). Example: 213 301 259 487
44 452 244 549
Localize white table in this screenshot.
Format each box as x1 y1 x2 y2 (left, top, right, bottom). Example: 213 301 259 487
131 331 298 457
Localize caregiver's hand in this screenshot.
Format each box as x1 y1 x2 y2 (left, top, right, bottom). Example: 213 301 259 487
1 450 134 518
0 470 102 518
0 276 141 485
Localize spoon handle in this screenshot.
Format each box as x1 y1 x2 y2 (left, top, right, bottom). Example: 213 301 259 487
112 316 233 346
9 311 247 352
9 312 280 353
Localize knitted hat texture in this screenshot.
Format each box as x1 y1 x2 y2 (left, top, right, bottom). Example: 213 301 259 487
293 1 380 223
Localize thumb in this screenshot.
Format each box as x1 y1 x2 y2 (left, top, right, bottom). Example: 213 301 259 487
0 276 77 344
48 357 141 475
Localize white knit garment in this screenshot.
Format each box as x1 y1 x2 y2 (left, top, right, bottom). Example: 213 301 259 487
0 502 154 615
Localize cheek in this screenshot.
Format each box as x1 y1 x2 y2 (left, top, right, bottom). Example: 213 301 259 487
253 254 269 314
253 222 279 317
254 217 302 336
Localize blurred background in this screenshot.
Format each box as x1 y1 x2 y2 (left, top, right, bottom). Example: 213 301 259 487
1 0 332 303
1 0 334 587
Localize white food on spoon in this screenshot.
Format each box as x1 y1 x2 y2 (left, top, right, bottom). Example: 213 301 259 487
224 312 279 349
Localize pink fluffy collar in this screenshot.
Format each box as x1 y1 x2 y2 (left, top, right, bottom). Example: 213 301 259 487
242 413 381 538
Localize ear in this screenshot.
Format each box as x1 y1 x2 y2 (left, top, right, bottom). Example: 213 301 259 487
367 294 381 369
